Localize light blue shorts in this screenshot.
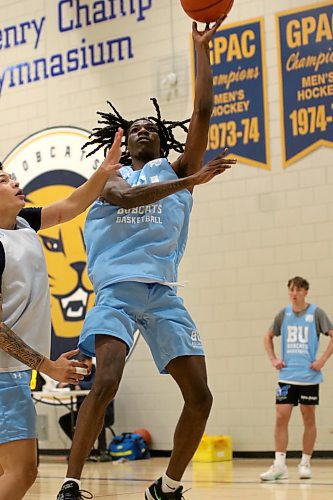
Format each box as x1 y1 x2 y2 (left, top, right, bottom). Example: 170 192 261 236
79 282 204 373
0 370 37 444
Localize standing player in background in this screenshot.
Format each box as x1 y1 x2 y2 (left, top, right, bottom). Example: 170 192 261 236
57 17 236 500
0 134 122 500
261 276 333 481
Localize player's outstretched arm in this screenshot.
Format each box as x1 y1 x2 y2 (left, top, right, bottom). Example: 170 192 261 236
40 129 123 230
0 324 87 383
188 150 236 186
101 152 236 208
172 16 226 180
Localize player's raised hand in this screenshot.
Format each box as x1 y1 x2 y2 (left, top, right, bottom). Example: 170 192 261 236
190 149 236 186
99 128 123 174
192 14 226 45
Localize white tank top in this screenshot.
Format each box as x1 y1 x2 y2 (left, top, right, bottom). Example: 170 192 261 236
0 216 51 372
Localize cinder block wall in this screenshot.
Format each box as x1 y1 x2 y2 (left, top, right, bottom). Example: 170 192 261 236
0 0 332 452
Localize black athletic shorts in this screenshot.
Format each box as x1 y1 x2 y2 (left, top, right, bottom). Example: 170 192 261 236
275 382 319 406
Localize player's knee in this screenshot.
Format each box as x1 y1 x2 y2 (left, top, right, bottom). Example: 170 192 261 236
276 412 290 426
188 387 213 420
300 407 316 425
93 373 121 404
201 389 213 418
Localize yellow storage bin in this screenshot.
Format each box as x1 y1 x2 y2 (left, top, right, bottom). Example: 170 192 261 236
192 435 232 462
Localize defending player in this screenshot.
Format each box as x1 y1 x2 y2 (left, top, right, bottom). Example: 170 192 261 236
0 131 122 500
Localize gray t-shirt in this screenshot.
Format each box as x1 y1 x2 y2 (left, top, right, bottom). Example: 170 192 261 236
271 305 333 337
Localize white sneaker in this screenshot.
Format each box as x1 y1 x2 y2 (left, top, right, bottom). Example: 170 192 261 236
260 464 288 481
298 462 312 479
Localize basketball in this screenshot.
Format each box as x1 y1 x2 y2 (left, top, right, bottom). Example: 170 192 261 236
180 0 234 23
134 428 152 446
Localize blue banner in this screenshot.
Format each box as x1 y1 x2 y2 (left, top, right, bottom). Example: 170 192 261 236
194 18 270 169
277 1 333 168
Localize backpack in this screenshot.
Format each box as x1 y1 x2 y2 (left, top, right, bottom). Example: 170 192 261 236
108 432 149 461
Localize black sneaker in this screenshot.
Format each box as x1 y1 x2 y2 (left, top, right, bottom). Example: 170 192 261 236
145 477 185 499
56 480 93 499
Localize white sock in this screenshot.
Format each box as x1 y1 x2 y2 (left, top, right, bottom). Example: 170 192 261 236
63 478 81 488
161 474 181 493
275 452 286 466
301 453 311 465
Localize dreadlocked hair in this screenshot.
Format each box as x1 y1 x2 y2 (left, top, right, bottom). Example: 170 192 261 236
82 98 190 165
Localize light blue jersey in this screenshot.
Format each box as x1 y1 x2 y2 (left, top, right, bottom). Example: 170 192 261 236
84 158 193 290
279 304 322 384
80 158 202 370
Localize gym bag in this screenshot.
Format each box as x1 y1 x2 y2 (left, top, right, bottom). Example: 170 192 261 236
108 432 149 461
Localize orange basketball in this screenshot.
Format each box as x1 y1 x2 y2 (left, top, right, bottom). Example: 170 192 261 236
180 0 234 23
134 428 152 446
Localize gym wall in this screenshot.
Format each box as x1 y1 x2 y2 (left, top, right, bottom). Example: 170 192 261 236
1 0 332 453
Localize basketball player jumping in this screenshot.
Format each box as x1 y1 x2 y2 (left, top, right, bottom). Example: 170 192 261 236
56 17 236 500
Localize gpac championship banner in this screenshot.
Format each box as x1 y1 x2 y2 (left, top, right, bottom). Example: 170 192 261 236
277 1 333 168
195 18 270 169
